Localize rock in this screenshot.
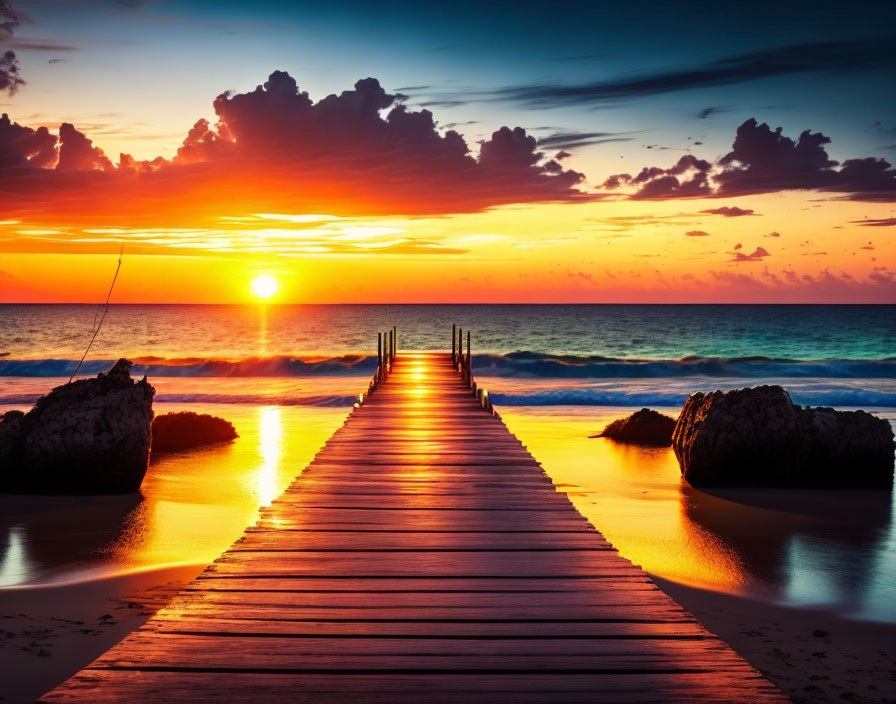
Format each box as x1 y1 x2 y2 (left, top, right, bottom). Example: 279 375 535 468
592 408 676 445
672 385 895 488
0 359 155 494
151 411 238 452
0 410 26 470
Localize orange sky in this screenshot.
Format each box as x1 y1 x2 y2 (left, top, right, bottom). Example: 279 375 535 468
2 70 894 303
1 192 892 303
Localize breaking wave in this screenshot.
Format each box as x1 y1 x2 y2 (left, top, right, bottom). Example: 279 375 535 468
0 355 377 378
2 352 896 379
472 353 896 379
489 388 896 408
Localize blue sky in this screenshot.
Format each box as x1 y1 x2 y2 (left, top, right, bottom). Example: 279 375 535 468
7 0 895 168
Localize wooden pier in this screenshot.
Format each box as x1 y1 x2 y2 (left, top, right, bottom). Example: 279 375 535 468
40 347 787 703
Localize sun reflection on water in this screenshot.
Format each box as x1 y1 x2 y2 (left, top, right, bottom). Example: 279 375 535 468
256 406 283 506
0 404 349 586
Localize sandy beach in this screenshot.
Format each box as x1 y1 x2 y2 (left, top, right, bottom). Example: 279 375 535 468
0 564 204 704
654 576 896 704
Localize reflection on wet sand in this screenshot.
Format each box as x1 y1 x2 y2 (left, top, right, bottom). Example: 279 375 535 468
0 404 347 586
498 405 896 621
681 486 892 604
0 493 141 585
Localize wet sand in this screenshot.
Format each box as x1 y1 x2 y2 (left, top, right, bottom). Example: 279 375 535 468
654 576 896 704
0 564 204 704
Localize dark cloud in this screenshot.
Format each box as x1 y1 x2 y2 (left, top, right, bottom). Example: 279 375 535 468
765 231 780 237
685 230 710 236
603 154 712 199
0 1 21 38
731 246 770 262
0 1 24 95
603 118 896 201
0 112 55 166
490 37 896 107
536 131 632 150
48 57 67 64
850 217 896 226
700 206 757 217
715 119 896 200
5 38 78 51
0 49 21 94
697 106 731 119
0 72 591 224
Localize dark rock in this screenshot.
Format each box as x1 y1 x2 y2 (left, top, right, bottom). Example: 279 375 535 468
592 408 676 445
0 410 26 470
151 411 238 452
0 359 154 494
672 385 895 488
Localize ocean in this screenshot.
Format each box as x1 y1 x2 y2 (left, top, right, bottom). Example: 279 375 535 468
1 304 895 622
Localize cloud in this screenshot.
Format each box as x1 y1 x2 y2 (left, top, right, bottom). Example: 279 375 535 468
685 230 710 237
696 106 731 119
0 1 21 38
700 206 757 217
5 38 79 51
0 1 24 95
0 72 591 225
731 246 770 262
536 131 632 151
707 267 896 303
765 231 780 237
602 118 896 201
850 217 896 226
489 37 896 107
0 49 20 94
602 154 713 199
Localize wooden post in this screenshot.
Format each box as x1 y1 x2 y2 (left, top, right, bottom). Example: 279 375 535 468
377 332 382 383
393 326 397 358
451 323 456 364
389 329 393 366
466 330 472 388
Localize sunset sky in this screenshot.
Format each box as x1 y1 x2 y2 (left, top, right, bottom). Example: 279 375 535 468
1 0 894 303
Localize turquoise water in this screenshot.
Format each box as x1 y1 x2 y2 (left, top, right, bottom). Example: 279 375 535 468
1 303 895 361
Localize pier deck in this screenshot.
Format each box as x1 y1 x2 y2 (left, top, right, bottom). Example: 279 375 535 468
40 351 787 703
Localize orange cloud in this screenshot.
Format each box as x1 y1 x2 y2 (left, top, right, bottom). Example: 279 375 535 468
0 73 591 227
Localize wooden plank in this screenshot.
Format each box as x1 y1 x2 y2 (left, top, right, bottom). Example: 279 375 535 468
37 671 789 704
146 618 706 638
233 530 613 550
40 350 787 703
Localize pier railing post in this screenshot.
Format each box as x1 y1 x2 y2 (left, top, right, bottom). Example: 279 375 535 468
451 323 456 365
466 330 471 387
377 332 382 384
458 328 464 378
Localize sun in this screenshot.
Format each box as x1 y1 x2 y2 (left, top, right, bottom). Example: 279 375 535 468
250 274 278 299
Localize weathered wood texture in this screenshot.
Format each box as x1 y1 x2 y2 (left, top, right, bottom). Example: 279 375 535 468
39 351 787 703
